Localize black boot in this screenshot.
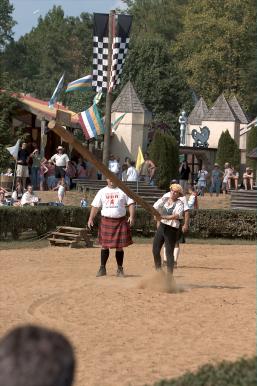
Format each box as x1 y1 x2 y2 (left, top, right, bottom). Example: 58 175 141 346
96 265 107 277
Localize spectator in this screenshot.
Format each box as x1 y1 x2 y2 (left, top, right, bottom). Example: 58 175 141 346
80 189 89 208
139 153 156 184
86 161 98 180
210 163 223 197
11 182 23 204
197 166 208 196
29 149 45 190
187 185 198 209
39 161 48 191
121 164 128 181
0 324 75 386
228 165 239 191
0 192 7 206
53 181 66 204
77 161 87 179
222 162 231 194
46 161 57 190
17 143 29 188
179 160 190 193
20 185 39 206
243 167 254 190
50 146 69 184
4 168 13 177
65 161 77 189
108 154 120 177
126 160 138 182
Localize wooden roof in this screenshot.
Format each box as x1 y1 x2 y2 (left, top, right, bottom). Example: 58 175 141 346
188 97 209 125
112 81 148 113
203 94 239 122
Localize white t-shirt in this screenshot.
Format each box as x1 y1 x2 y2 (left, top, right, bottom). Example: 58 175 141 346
51 153 69 167
91 186 134 218
21 192 38 206
153 198 184 228
108 160 120 174
127 166 138 182
162 192 189 211
58 185 65 197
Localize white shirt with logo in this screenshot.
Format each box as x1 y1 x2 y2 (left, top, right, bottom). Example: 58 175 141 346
91 186 134 218
51 153 69 167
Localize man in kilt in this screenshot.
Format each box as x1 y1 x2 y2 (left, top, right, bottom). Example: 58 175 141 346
88 179 135 277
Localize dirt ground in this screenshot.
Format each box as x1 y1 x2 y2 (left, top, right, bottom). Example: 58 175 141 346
0 243 255 386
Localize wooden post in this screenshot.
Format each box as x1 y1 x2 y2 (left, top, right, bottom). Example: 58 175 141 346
102 9 115 167
48 119 161 220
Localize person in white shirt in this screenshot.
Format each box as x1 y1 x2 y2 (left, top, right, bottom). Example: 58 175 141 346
20 185 39 206
197 167 208 196
108 155 120 178
153 184 184 274
126 160 138 182
50 146 69 184
88 179 135 277
53 181 66 204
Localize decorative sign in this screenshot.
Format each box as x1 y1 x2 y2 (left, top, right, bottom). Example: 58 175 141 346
56 110 71 127
192 126 210 148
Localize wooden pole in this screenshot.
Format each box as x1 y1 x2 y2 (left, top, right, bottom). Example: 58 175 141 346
102 9 115 167
48 119 161 220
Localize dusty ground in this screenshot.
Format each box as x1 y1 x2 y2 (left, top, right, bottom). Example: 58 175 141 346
37 190 231 209
0 243 255 386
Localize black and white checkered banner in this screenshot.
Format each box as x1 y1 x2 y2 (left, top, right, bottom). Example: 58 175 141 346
92 13 132 93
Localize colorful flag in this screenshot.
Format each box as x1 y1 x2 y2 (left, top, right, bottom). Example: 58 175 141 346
136 146 144 171
79 104 105 140
6 139 21 160
93 91 103 105
111 113 126 132
65 75 92 93
48 73 65 109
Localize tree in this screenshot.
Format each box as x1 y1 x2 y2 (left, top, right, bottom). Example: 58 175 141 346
246 125 257 173
215 130 240 170
173 0 257 115
149 130 179 189
0 0 15 50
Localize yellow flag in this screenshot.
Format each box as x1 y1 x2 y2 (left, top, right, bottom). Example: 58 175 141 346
136 146 145 171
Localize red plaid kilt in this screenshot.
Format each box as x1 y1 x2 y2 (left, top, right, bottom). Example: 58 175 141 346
99 216 133 249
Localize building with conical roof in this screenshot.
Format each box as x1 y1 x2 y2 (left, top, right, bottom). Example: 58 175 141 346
110 81 152 161
187 97 209 147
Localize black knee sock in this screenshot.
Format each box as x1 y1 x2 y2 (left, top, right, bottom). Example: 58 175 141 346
101 249 109 266
116 250 124 267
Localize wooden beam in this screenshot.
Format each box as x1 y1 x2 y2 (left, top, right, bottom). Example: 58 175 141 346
48 119 161 220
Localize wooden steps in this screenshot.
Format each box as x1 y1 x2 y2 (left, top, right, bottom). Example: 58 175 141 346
231 190 257 210
48 226 93 248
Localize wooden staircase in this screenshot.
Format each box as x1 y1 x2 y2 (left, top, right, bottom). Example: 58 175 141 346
48 226 93 248
230 189 257 210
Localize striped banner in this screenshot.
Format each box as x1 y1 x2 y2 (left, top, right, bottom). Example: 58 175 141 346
65 75 92 93
79 104 105 140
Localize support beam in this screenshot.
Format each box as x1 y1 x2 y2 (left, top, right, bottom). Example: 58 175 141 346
48 119 161 220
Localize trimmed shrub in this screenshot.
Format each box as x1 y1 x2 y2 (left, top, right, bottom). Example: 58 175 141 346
216 130 240 170
0 207 255 240
153 356 256 386
246 125 257 173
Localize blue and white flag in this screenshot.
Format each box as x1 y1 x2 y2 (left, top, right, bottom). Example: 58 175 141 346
65 74 92 93
48 73 65 109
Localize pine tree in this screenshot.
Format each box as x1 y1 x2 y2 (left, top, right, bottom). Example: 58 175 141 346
216 130 240 170
149 130 179 189
246 125 257 173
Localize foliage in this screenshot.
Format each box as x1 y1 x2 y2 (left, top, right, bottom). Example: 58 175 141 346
215 130 240 170
246 125 257 173
0 0 15 50
153 356 256 386
173 0 257 115
0 206 255 241
148 131 179 189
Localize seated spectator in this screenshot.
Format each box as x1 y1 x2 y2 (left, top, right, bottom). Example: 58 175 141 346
11 182 24 203
4 168 13 176
0 186 8 195
243 167 254 190
227 165 239 190
46 160 56 190
0 324 75 386
77 162 87 179
0 192 7 206
20 185 39 206
126 160 138 182
80 189 89 208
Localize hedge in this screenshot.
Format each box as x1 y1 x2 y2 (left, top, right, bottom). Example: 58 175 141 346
152 356 256 386
0 207 256 240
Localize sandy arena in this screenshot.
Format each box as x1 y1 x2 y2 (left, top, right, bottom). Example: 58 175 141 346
0 243 255 386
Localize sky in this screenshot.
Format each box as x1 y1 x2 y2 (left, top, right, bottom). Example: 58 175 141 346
11 0 125 39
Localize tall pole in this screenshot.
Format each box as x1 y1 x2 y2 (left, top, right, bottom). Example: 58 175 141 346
102 9 115 168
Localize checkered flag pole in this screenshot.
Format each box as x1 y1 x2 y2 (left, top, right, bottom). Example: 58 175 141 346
109 14 132 92
92 13 132 94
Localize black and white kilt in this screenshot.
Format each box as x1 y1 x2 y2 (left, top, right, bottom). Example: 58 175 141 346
99 216 133 249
